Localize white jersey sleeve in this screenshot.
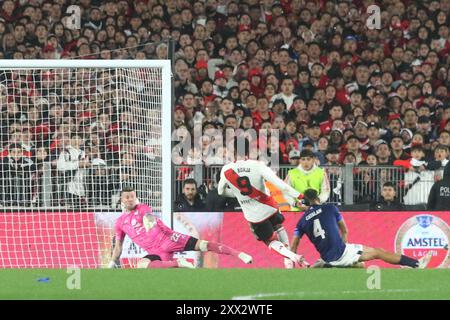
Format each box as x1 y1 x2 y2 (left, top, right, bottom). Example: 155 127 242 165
218 160 300 223
259 164 301 200
218 167 235 198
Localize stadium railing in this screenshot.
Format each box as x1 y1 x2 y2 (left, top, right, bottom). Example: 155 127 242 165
0 162 441 210
173 164 443 207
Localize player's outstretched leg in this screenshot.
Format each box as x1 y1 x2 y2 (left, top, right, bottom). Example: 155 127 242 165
274 225 294 269
265 236 309 267
195 240 253 264
359 246 433 268
137 258 195 269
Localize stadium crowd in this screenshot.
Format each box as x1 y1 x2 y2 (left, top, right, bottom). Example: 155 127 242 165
170 0 450 209
0 0 450 209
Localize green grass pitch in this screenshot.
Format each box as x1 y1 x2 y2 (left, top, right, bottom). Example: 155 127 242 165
0 269 449 300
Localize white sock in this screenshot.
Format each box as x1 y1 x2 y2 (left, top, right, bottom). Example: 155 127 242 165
276 227 290 249
268 240 297 260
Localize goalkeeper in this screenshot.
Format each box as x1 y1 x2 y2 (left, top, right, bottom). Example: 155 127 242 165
108 186 252 268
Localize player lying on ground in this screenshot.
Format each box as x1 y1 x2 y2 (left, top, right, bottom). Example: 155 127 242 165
291 189 433 268
218 138 308 268
107 186 252 268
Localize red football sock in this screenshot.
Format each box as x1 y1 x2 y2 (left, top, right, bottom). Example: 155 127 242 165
208 242 240 257
148 260 178 268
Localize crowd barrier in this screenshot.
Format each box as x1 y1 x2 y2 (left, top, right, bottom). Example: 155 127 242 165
174 164 444 206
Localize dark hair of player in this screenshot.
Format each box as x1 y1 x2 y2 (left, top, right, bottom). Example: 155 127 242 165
121 186 135 194
304 188 319 204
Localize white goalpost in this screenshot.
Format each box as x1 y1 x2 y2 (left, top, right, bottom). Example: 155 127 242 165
0 60 172 268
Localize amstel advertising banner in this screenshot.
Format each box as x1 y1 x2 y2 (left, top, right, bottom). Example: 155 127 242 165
0 211 448 268
177 211 450 269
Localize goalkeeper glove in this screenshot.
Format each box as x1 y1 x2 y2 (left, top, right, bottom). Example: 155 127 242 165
143 215 157 231
107 260 120 268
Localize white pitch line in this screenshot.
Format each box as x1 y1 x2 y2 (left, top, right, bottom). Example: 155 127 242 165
231 288 430 300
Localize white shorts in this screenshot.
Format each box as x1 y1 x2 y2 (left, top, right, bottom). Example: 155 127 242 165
329 243 363 267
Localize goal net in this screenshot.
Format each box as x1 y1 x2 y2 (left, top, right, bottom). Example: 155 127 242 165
0 60 172 268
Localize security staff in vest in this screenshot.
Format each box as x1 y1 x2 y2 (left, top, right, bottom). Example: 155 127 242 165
427 160 450 211
285 149 330 211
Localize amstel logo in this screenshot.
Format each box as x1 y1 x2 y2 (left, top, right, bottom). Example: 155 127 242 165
395 215 449 268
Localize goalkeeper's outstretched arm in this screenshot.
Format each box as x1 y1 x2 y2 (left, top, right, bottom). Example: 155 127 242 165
108 238 123 268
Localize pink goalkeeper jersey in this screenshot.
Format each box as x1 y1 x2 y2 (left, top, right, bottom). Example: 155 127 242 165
114 203 174 252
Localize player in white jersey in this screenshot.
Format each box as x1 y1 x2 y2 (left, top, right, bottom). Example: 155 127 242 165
218 138 308 268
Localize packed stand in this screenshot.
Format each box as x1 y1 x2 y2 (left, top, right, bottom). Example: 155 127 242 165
0 0 449 209
0 0 169 208
169 0 450 208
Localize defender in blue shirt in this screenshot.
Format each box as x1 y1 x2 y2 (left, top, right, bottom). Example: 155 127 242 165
291 189 432 268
